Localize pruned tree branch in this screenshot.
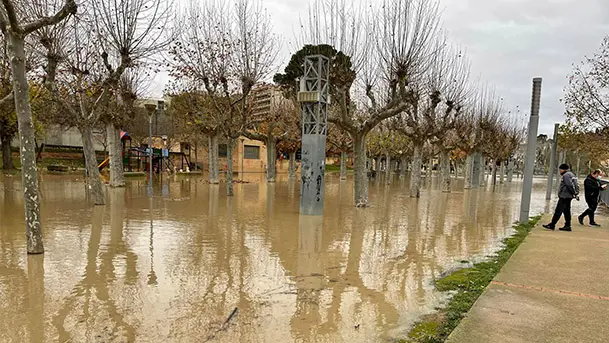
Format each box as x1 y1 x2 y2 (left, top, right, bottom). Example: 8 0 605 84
22 0 77 35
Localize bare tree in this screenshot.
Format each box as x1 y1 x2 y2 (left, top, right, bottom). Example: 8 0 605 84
300 0 442 206
92 0 171 187
428 44 471 193
564 36 609 132
327 122 352 180
166 88 221 182
36 0 171 204
456 87 502 189
0 0 76 254
484 116 523 186
390 37 469 196
244 87 298 182
169 0 278 196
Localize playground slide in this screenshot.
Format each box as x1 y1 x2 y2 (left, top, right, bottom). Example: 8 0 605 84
98 157 110 171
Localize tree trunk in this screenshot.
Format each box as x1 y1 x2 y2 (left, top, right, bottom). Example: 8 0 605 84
1 134 14 170
576 154 581 177
440 149 451 193
208 133 219 184
479 156 487 187
507 158 514 182
410 143 423 198
353 133 368 207
499 160 506 184
288 151 297 178
463 152 475 189
8 33 43 254
491 160 498 186
106 123 124 187
226 138 234 196
374 157 381 172
194 141 199 170
266 137 276 182
400 156 408 177
384 152 391 185
340 151 347 180
425 157 433 184
80 125 105 205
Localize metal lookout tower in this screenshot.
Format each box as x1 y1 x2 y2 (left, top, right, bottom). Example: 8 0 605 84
298 55 330 215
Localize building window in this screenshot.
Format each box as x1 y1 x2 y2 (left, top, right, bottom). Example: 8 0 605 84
218 144 228 158
244 145 260 159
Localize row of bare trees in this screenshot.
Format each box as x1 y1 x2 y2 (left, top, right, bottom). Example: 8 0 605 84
284 0 524 206
3 0 525 254
0 0 170 253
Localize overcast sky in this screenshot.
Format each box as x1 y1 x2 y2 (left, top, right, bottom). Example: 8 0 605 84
150 0 609 135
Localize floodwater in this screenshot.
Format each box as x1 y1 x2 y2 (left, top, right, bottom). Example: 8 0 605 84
0 173 555 342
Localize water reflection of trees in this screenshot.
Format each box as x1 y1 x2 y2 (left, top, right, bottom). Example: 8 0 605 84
116 176 530 342
51 189 138 342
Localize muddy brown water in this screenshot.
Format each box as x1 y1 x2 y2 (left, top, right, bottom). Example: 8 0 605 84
1 173 553 342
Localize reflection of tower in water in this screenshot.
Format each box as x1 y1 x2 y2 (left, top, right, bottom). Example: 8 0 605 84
291 215 324 339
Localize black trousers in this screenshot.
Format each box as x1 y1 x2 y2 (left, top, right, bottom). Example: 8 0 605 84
580 199 599 224
551 198 573 227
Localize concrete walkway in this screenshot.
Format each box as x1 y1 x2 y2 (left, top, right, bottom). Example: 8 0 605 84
446 213 609 343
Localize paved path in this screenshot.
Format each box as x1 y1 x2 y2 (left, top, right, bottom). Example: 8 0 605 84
446 212 609 343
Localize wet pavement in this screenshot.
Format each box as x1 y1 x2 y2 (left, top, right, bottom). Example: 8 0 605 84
1 173 552 342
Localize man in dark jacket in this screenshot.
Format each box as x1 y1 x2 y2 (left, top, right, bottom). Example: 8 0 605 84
543 164 580 231
578 169 606 226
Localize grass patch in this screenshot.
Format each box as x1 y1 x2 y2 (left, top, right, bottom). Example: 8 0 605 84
401 215 542 343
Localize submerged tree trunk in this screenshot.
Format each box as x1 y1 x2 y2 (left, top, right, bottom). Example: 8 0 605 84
499 160 506 184
106 123 124 187
353 133 368 207
410 143 423 198
340 151 347 180
440 149 451 193
226 138 234 196
288 151 297 179
400 156 408 177
208 133 219 184
266 137 276 183
507 158 514 182
80 125 105 205
385 152 391 185
1 134 14 170
425 157 433 186
8 33 43 253
479 156 487 187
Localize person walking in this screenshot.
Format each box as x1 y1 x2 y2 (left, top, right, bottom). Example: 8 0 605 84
578 169 606 227
543 164 580 231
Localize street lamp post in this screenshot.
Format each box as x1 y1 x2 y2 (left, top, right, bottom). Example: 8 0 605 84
145 103 157 195
519 78 542 224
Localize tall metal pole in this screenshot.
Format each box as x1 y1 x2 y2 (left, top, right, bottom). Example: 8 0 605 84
149 115 153 193
145 104 156 196
520 78 542 223
298 55 330 216
545 123 559 200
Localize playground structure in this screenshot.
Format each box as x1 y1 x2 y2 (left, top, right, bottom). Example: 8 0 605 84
97 131 194 174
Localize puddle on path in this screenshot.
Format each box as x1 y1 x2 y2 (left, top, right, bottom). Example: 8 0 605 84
0 173 555 342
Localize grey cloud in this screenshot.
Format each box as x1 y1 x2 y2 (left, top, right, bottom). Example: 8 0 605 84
443 0 609 134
